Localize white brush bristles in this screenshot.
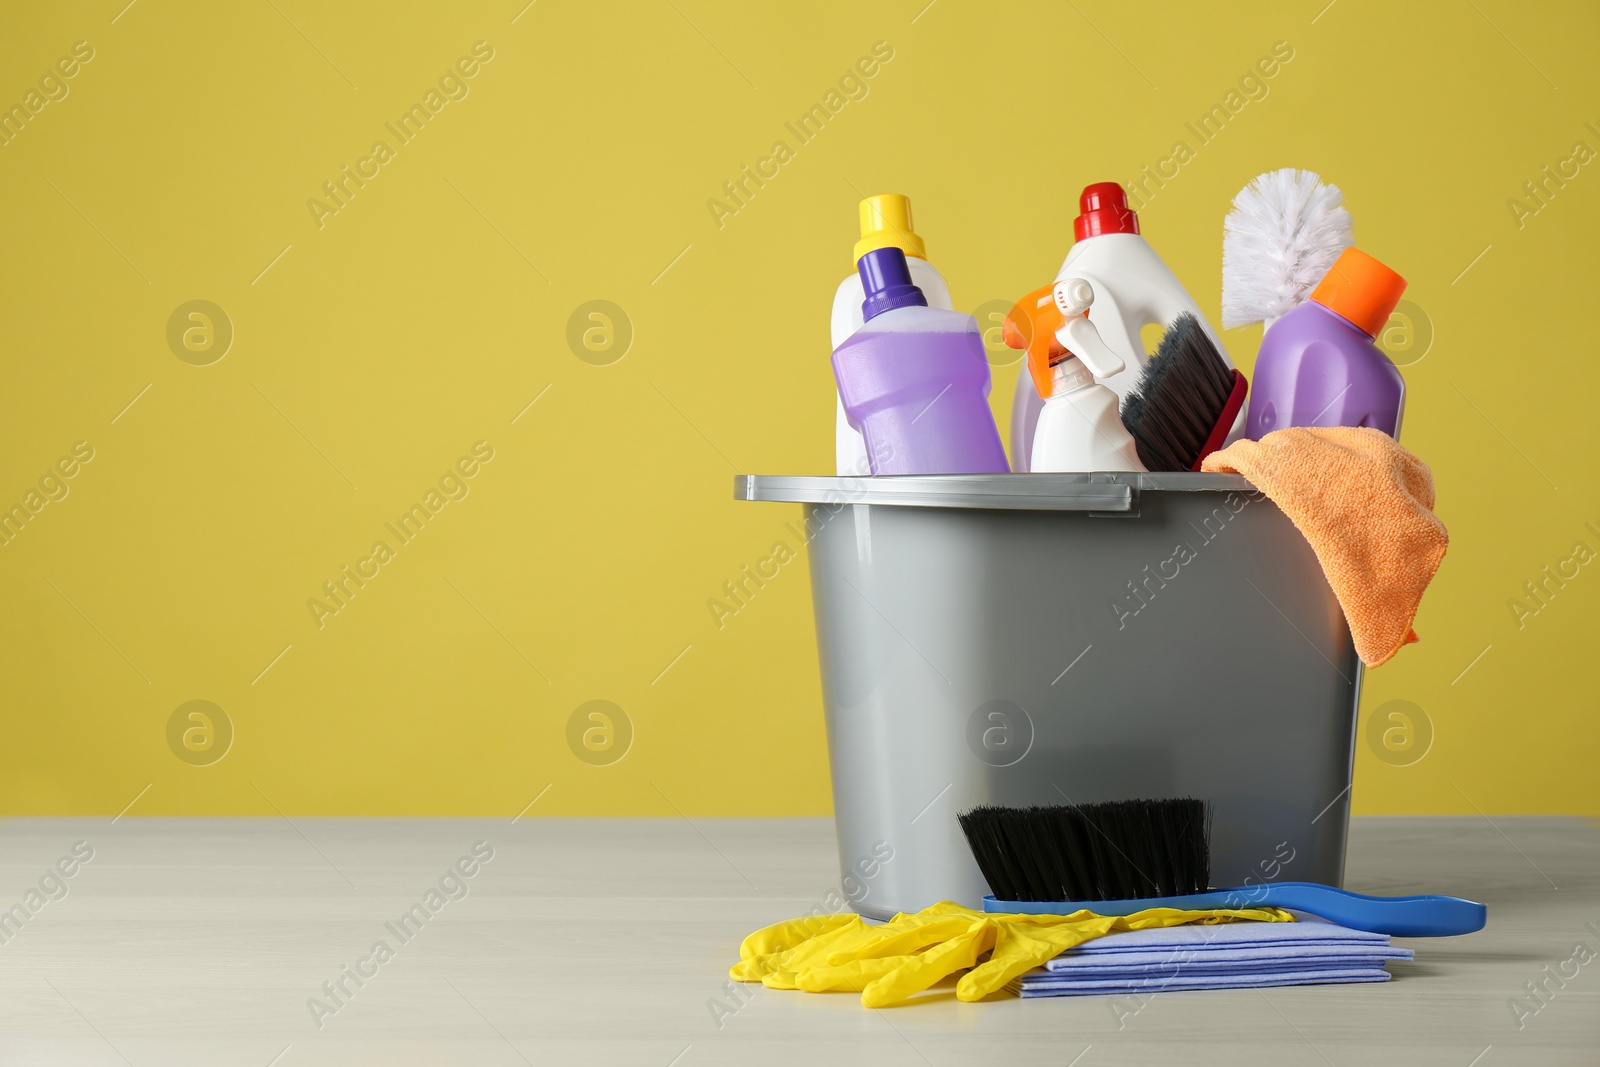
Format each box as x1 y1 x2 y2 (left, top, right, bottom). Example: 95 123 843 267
1221 169 1353 329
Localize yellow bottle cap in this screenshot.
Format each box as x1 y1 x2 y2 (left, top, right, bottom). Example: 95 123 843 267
854 194 927 263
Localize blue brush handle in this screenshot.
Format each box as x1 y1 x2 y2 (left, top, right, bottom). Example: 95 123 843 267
983 882 1486 937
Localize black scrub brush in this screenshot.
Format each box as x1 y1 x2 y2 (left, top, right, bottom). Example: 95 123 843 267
1120 315 1248 471
957 798 1488 936
958 798 1211 903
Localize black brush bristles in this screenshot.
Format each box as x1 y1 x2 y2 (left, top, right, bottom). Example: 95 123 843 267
1120 314 1237 472
957 798 1212 903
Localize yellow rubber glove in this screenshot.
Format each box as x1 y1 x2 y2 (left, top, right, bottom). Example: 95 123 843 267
730 912 863 986
730 901 1294 1008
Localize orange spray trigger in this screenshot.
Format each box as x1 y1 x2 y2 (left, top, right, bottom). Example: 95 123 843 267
1003 285 1067 399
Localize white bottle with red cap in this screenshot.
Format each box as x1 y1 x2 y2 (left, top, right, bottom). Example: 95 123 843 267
1010 182 1235 471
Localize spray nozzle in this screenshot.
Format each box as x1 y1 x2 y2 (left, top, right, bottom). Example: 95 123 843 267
1004 278 1125 399
1003 285 1066 399
1052 277 1094 316
1050 278 1125 381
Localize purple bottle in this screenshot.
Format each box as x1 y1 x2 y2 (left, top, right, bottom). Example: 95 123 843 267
831 248 1009 475
1247 247 1408 440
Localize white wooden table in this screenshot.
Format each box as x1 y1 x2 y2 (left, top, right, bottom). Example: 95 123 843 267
0 816 1594 1065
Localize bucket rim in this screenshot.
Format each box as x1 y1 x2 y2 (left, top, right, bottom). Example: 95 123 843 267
733 472 1256 512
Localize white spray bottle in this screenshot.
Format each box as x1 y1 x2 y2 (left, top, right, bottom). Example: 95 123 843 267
1028 278 1146 473
832 195 953 476
1009 182 1235 471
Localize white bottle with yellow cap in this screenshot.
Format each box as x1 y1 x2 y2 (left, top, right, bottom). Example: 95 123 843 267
831 195 953 476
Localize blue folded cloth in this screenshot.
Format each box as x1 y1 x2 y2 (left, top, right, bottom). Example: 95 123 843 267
1012 968 1392 997
1053 916 1391 956
1039 955 1408 979
1013 914 1412 998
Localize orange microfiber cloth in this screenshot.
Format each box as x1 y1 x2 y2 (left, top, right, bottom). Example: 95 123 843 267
1201 426 1447 667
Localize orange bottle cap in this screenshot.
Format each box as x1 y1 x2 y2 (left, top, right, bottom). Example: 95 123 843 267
1310 247 1407 337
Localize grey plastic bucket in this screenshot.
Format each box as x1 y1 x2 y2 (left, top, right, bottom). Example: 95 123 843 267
735 472 1361 921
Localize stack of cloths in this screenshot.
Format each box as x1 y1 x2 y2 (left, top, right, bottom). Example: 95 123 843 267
1010 916 1412 998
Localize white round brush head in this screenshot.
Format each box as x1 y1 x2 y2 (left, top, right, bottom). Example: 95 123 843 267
1221 169 1353 329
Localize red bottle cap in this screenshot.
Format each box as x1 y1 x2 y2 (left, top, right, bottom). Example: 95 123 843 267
1074 182 1140 241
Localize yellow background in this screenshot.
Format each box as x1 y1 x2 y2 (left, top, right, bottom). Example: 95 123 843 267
1 0 1594 817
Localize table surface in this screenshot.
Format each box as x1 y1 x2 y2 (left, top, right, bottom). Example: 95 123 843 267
0 815 1594 1066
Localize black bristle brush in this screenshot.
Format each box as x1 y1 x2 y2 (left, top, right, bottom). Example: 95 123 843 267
956 798 1488 936
958 799 1211 904
1120 314 1248 472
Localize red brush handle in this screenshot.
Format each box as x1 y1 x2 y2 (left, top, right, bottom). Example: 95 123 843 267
1190 370 1248 471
